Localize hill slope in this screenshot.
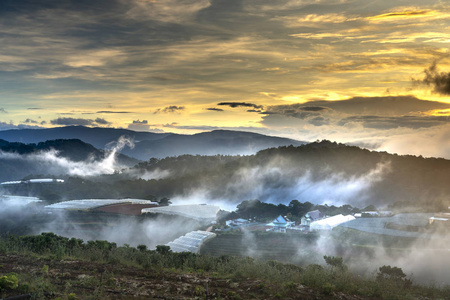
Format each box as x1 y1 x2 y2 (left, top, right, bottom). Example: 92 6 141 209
6 141 446 210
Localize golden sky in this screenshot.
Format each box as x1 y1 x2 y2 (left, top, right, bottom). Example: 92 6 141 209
0 0 450 157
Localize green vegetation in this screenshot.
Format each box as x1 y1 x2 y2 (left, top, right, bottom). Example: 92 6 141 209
0 233 448 299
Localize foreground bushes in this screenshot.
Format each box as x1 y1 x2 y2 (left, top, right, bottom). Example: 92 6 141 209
0 233 449 299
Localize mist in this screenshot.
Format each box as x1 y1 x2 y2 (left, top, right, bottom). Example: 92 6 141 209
38 210 204 249
310 231 450 286
0 136 134 179
171 158 390 209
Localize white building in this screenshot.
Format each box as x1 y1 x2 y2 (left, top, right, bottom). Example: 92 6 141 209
310 214 355 231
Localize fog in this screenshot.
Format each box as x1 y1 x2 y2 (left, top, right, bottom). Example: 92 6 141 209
310 230 450 286
171 159 390 209
1 141 448 288
0 136 134 178
39 210 203 249
0 195 204 249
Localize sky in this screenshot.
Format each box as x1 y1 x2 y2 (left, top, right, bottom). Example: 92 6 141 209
0 0 450 158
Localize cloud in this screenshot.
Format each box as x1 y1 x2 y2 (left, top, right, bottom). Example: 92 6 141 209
338 115 450 130
367 10 432 21
0 108 7 113
206 108 224 112
414 61 450 95
126 0 211 23
27 108 42 110
266 96 450 117
0 121 43 131
97 111 133 114
160 122 268 133
50 117 110 126
376 123 450 159
132 119 148 124
218 102 264 110
94 117 111 125
24 118 38 124
127 119 165 132
154 106 185 114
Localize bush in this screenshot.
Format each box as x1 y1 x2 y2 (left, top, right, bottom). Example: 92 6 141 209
0 274 19 291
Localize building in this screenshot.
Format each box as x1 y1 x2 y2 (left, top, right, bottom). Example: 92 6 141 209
310 214 355 231
300 210 324 226
266 215 295 233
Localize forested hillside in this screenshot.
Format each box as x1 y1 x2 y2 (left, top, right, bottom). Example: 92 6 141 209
3 140 448 211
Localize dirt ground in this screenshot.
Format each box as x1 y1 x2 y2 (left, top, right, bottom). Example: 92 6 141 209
0 253 367 299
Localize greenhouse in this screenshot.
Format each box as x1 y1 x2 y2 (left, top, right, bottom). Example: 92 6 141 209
310 214 355 231
142 204 220 222
166 230 216 253
45 199 158 211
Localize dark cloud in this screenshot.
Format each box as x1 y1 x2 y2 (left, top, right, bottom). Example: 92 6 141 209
24 118 38 124
206 108 224 112
95 117 111 125
50 117 110 126
264 107 322 120
309 116 329 126
0 121 43 130
0 108 7 113
415 61 450 95
339 115 450 129
300 106 328 112
133 120 148 124
97 111 133 114
154 106 185 114
266 96 450 117
218 102 264 110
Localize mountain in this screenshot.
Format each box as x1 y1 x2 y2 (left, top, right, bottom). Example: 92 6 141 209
0 127 306 160
0 126 169 150
120 129 305 160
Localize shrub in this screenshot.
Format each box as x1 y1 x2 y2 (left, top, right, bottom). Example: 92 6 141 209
0 274 19 291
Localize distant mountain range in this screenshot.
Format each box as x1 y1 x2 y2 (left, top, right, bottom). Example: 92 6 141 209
0 126 306 160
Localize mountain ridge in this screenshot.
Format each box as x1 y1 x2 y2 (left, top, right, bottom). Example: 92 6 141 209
0 126 306 160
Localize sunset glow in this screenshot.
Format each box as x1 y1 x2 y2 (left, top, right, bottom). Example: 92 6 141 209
1 0 450 157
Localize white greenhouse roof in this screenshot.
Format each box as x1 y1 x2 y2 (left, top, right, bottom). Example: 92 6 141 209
142 204 220 221
1 178 64 185
0 195 42 205
310 214 355 230
45 199 158 210
166 230 216 253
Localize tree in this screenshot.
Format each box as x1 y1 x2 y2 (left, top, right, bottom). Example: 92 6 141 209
156 245 171 255
323 255 347 271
